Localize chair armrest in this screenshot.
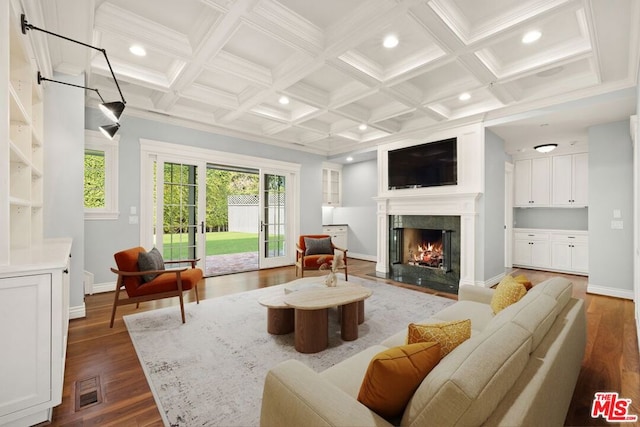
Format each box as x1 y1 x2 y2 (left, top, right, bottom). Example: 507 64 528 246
110 267 187 277
261 359 390 427
164 258 200 268
458 284 494 304
332 245 347 254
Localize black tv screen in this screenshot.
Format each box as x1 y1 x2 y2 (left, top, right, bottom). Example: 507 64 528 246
388 138 457 189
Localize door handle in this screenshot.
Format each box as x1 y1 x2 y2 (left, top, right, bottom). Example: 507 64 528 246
200 221 205 234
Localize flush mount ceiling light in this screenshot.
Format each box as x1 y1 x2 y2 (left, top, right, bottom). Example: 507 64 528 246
534 143 558 153
358 124 368 131
129 44 147 56
458 92 471 101
21 14 126 138
278 95 290 105
383 34 399 48
522 30 542 44
346 156 354 162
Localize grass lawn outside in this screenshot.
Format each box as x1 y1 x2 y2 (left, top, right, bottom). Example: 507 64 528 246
161 231 283 259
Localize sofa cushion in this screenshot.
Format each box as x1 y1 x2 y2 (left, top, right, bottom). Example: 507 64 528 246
407 319 471 357
491 275 527 314
401 322 532 427
431 301 494 334
357 342 441 419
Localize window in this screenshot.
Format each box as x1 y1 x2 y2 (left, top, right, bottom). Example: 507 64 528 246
85 130 119 220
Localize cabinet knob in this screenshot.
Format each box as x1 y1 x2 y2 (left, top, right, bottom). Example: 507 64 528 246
63 268 69 274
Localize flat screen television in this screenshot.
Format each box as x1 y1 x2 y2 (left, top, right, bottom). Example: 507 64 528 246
388 138 457 189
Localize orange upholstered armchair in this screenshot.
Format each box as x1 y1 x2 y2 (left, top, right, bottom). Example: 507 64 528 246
295 234 348 280
110 246 203 327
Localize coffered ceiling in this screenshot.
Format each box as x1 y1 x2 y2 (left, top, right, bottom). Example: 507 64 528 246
28 0 640 157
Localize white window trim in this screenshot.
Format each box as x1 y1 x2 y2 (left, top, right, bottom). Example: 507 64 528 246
85 130 120 220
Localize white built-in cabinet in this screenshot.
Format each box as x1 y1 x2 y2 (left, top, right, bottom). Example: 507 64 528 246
322 163 342 206
514 158 550 206
551 153 588 206
2 0 44 264
0 238 72 426
1 3 73 425
514 153 588 208
514 228 588 275
323 224 348 249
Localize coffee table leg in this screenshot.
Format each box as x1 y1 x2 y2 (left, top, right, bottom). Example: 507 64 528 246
267 307 294 335
295 308 328 353
341 302 359 341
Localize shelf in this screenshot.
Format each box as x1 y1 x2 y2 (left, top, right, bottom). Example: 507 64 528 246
9 196 31 207
9 81 32 124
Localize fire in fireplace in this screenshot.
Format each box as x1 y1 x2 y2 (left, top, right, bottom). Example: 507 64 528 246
395 227 452 272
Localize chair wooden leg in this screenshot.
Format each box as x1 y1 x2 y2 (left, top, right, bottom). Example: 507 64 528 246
110 285 121 328
179 292 186 323
345 267 348 281
194 282 200 304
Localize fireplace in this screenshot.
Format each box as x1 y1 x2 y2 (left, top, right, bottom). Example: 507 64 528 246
395 228 452 272
387 215 461 293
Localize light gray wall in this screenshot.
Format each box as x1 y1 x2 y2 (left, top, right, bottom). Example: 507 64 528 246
481 130 507 282
514 207 588 230
588 120 633 292
85 108 326 284
332 159 378 258
44 73 85 309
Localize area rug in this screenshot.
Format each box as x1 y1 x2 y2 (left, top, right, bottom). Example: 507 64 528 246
124 276 455 426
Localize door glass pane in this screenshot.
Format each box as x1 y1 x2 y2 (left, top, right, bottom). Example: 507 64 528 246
263 174 286 258
162 162 198 261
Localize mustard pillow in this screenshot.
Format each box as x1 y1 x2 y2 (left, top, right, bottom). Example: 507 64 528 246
357 342 441 419
407 319 471 357
513 274 532 291
491 275 527 314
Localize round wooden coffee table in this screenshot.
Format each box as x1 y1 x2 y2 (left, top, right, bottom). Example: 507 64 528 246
283 286 372 354
258 294 294 335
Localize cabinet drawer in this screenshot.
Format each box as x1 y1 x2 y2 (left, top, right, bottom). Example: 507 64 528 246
323 226 347 233
514 232 549 241
551 233 588 243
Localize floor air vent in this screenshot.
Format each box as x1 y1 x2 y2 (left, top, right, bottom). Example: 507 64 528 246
75 376 102 411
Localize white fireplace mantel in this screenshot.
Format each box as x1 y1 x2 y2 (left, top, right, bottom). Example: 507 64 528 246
374 191 482 287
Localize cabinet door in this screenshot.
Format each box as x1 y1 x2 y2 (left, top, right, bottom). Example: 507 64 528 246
530 158 550 205
513 240 532 265
552 155 573 206
530 241 550 267
0 274 51 417
571 242 589 273
572 153 588 206
551 241 572 270
514 160 532 206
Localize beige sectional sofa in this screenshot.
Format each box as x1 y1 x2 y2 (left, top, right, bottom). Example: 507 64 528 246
260 277 586 426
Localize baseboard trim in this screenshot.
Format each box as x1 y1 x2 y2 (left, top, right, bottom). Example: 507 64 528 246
69 303 86 319
91 282 116 294
476 272 505 288
587 283 634 300
348 252 377 262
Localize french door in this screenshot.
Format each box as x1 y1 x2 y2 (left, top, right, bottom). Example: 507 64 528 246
151 155 294 271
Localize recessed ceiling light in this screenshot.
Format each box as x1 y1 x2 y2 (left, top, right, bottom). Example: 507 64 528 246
129 44 147 56
278 95 289 105
346 156 354 162
383 34 399 48
458 92 471 101
522 30 541 44
358 124 368 131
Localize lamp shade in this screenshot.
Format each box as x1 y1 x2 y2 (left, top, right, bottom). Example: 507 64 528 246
99 123 120 139
534 143 558 153
99 101 125 122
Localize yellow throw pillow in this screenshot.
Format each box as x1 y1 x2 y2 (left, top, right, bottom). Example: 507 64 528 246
357 342 441 419
407 319 471 357
491 275 527 314
513 274 532 291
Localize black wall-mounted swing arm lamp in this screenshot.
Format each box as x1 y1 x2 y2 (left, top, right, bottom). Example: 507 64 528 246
36 72 118 139
21 14 126 127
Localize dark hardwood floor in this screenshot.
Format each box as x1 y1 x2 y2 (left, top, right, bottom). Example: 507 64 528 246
48 260 638 426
